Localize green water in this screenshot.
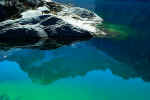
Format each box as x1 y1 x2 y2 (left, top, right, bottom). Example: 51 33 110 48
0 46 150 100
97 22 136 40
1 62 150 100
1 0 150 100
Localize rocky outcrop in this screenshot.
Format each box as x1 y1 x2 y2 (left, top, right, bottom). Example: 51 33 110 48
0 0 45 22
0 15 93 49
0 0 105 50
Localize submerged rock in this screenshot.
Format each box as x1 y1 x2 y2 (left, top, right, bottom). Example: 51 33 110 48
0 0 106 50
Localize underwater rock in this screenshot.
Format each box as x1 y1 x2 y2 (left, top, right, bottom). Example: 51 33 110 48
0 0 105 50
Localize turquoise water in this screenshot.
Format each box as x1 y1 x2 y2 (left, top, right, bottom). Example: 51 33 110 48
1 0 150 100
0 46 150 100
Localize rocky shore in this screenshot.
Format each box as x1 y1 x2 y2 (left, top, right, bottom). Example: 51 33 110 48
0 0 106 50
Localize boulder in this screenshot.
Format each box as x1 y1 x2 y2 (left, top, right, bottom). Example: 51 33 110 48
0 1 106 50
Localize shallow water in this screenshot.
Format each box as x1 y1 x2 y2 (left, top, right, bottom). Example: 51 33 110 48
0 0 150 100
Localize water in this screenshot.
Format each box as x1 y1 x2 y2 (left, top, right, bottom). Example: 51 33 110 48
0 0 150 100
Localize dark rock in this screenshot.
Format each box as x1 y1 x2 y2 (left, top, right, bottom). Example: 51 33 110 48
0 14 92 49
0 0 104 50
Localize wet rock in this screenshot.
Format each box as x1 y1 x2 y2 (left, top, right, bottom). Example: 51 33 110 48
0 0 45 22
0 1 105 50
0 14 92 49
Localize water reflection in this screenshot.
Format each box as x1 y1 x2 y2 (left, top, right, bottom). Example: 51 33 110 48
0 0 150 100
0 61 30 82
0 0 149 85
0 41 149 85
0 44 150 100
90 0 150 81
53 0 150 82
54 0 150 74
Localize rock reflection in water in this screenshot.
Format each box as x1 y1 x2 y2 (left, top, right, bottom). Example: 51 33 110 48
90 0 150 82
0 42 144 85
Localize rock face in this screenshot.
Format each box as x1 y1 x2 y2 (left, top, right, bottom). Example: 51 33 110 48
0 15 92 49
0 0 105 50
0 0 45 21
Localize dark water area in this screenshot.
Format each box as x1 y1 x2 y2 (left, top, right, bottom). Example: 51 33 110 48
0 0 150 100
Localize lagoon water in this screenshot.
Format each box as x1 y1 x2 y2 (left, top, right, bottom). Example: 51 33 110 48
0 0 150 100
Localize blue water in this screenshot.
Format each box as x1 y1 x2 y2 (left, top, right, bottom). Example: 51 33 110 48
0 0 150 100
